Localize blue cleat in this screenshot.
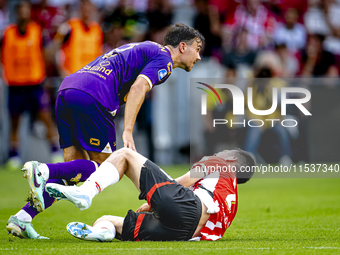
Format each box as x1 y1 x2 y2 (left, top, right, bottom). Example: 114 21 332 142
67 222 115 242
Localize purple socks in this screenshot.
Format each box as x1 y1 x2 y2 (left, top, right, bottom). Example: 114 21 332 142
46 159 98 182
22 159 98 219
23 179 64 219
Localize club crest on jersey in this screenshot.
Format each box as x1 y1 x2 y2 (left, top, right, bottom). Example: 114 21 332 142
158 69 167 81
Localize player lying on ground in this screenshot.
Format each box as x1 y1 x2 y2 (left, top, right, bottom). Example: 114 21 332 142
6 23 204 239
45 148 255 241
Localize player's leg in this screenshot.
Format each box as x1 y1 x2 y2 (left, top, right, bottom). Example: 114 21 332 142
7 115 21 169
87 151 112 165
19 89 115 211
63 145 90 161
6 87 24 169
33 84 61 162
119 159 201 241
6 177 66 239
38 110 61 161
93 215 124 236
57 88 118 157
51 89 115 166
45 148 148 210
25 88 112 202
94 147 148 190
7 89 110 238
120 161 201 241
7 148 99 239
66 215 122 242
8 147 99 239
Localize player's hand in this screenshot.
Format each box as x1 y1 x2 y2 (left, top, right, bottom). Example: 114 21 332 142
122 130 136 151
136 203 152 213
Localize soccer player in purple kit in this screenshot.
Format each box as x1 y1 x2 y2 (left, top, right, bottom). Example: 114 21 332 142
6 23 204 239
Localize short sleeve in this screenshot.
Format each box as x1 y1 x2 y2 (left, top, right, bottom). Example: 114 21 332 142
138 55 172 90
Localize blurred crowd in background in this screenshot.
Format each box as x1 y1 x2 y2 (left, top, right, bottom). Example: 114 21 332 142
0 0 339 167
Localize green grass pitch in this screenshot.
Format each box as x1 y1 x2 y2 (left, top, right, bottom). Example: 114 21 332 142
0 165 339 254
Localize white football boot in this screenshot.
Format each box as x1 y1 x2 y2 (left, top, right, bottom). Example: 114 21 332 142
45 183 91 211
67 222 115 242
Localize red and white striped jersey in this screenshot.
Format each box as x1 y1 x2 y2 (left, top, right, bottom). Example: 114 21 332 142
226 4 276 49
190 156 238 241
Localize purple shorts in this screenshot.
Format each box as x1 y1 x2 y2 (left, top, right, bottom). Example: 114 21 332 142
55 89 117 153
8 85 50 117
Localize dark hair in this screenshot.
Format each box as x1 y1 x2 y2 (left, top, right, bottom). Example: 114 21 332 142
256 67 273 78
228 148 256 184
163 23 205 47
313 33 326 43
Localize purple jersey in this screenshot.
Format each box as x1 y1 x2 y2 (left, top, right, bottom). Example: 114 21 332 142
59 41 173 111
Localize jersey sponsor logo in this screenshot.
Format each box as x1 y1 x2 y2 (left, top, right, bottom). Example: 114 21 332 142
158 69 167 81
90 138 100 146
83 64 112 76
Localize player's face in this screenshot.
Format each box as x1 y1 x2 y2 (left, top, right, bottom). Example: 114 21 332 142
182 39 202 72
18 2 31 21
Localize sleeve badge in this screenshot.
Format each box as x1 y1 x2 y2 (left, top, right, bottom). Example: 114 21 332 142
158 69 168 81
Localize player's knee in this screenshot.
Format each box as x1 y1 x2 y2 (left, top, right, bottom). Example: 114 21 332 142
106 147 134 166
118 147 134 159
114 147 128 155
94 215 113 225
107 147 128 160
98 215 112 220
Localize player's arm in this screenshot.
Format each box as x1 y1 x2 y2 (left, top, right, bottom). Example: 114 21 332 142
136 203 152 213
175 171 203 188
123 77 151 151
177 155 238 187
175 157 211 187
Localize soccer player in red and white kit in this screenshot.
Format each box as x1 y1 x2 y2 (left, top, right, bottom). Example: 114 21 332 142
46 148 255 241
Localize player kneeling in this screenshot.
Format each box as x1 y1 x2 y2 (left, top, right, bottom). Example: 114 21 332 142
46 148 255 241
